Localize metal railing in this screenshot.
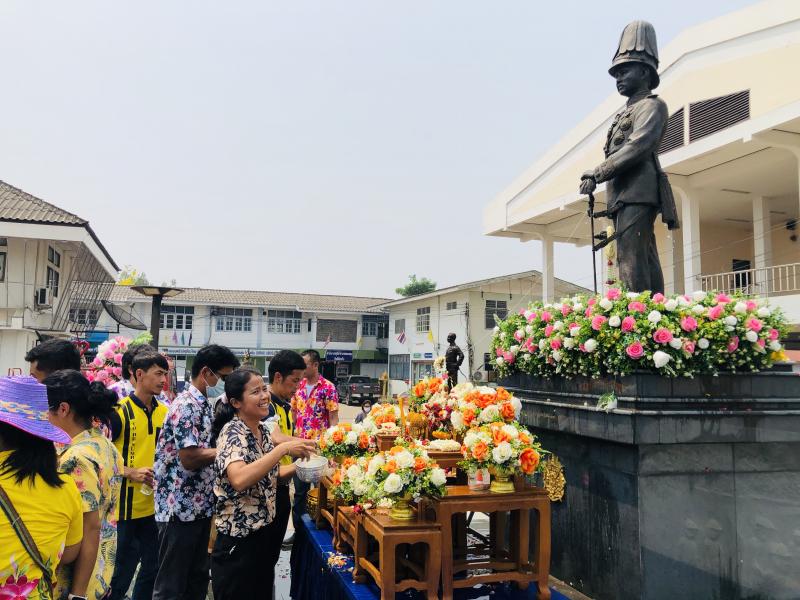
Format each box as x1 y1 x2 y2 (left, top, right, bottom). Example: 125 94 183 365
700 262 800 296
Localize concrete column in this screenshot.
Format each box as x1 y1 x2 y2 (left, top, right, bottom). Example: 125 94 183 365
667 228 685 295
752 196 773 294
676 186 701 294
541 235 555 303
310 315 318 348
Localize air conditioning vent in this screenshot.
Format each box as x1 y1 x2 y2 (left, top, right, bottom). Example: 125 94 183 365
35 288 52 307
688 90 750 143
658 108 684 154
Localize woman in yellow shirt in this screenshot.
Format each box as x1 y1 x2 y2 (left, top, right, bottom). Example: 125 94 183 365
46 370 123 600
0 375 83 600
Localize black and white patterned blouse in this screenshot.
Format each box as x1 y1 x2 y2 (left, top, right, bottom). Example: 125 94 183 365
213 416 278 538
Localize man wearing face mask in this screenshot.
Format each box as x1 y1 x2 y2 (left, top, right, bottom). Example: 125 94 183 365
152 344 240 600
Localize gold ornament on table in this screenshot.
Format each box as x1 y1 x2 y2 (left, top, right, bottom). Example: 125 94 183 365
541 456 566 502
408 412 427 439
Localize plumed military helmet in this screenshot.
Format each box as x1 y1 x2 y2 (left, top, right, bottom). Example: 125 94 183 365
609 20 660 89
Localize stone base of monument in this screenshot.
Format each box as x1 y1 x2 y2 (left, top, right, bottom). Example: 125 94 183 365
500 368 800 600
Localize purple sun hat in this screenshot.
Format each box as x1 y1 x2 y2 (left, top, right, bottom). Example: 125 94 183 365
0 375 71 444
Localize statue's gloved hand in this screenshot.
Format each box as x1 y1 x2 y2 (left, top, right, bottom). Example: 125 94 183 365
579 171 597 195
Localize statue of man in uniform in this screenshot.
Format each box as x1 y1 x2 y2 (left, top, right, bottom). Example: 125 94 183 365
579 20 679 294
444 333 464 388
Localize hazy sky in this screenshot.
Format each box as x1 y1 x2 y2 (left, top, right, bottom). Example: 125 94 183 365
0 0 755 298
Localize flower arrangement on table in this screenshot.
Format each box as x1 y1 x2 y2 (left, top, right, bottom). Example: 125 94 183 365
490 289 789 379
330 456 374 505
360 403 402 436
318 423 376 459
407 376 447 410
447 384 522 432
459 422 545 493
418 394 456 439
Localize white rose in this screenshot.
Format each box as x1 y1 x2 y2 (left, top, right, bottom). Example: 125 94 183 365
493 326 500 334
626 292 639 299
523 310 533 320
430 467 447 487
698 338 710 350
395 450 414 469
677 296 691 307
769 340 782 351
563 337 575 349
734 302 747 314
501 424 519 439
383 473 404 494
647 310 662 324
554 320 564 331
724 316 738 326
511 397 522 417
570 326 581 338
353 478 369 496
692 290 707 302
745 330 758 343
664 299 678 312
725 326 735 332
574 302 583 312
509 345 520 355
347 464 362 480
599 298 613 311
367 455 385 476
491 442 513 463
525 325 533 335
480 405 500 423
552 350 562 362
500 332 506 340
450 411 464 430
757 307 771 318
538 338 548 350
345 431 358 445
584 338 597 353
692 304 705 315
653 351 671 369
609 315 621 327
496 357 505 366
669 338 683 350
464 430 479 448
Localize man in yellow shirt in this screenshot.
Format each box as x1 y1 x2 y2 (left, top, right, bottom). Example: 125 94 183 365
108 352 169 600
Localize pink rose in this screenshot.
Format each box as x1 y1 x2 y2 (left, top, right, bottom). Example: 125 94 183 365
585 308 592 317
561 305 572 316
514 330 524 342
653 328 673 344
588 298 597 306
727 336 739 353
683 341 696 354
85 372 96 382
519 308 526 315
579 343 586 352
680 316 698 332
569 322 578 331
652 293 665 304
621 316 636 332
628 301 646 313
550 338 562 350
769 328 779 341
746 300 757 311
591 315 608 331
92 356 104 368
540 311 552 323
746 318 763 332
113 353 124 365
527 312 538 323
715 293 731 304
112 366 123 377
95 369 109 382
757 338 766 348
495 347 503 357
708 305 724 320
544 325 554 337
606 288 621 300
626 341 644 359
502 351 515 364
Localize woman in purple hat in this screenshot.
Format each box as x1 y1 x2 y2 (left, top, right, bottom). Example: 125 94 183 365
0 375 84 599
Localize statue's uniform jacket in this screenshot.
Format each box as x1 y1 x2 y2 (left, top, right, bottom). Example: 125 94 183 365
593 93 668 212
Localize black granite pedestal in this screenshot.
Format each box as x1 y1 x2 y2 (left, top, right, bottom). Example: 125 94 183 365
501 370 800 600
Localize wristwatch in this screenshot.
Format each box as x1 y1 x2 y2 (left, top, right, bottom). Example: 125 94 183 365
68 594 88 600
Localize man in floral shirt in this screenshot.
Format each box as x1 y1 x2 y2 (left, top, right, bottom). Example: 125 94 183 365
290 349 339 530
152 345 239 600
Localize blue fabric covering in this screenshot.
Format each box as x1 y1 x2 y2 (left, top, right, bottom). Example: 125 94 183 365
290 514 568 600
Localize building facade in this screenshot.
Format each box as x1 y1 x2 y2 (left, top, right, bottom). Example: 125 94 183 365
381 271 589 394
484 0 800 340
0 181 118 376
96 286 390 381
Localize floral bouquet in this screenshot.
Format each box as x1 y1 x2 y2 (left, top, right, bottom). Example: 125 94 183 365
318 423 375 459
361 403 402 436
408 376 446 410
365 445 448 518
84 332 153 386
448 384 522 432
459 422 545 492
419 395 455 439
331 456 374 504
490 288 789 379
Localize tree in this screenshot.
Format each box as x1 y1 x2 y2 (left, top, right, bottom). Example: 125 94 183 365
117 266 149 286
395 274 437 297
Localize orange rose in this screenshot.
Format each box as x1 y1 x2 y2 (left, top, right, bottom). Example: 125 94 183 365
492 427 510 446
332 429 344 444
518 431 531 445
471 441 489 461
520 448 540 475
414 382 427 397
428 378 441 394
318 438 327 450
358 433 370 449
500 402 516 421
385 460 398 473
413 456 427 473
332 470 343 486
462 408 476 425
389 446 405 455
343 457 356 469
496 387 511 402
341 423 352 432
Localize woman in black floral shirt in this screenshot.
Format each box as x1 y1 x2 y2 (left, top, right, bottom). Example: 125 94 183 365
210 367 315 599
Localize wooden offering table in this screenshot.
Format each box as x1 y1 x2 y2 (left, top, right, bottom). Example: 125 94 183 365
428 484 551 600
356 511 442 600
316 475 344 534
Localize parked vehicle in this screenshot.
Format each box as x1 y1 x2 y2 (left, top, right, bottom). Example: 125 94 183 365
337 375 381 406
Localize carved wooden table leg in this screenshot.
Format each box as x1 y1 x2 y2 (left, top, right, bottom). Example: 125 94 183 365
534 499 552 600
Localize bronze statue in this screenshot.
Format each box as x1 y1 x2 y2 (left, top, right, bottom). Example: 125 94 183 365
445 333 464 388
580 20 679 294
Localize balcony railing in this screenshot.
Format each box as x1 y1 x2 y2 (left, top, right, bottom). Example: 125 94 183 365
700 262 800 296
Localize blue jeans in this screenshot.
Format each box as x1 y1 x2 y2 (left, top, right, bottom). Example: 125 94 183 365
109 516 159 600
292 474 311 530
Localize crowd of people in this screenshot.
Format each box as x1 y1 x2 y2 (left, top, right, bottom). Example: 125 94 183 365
0 338 341 600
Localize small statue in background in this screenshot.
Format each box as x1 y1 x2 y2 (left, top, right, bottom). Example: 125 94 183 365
445 333 464 388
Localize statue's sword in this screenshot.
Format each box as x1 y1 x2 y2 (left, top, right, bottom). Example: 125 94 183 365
588 191 598 294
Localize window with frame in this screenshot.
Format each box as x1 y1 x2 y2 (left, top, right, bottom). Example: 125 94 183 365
362 314 384 337
160 305 195 330
46 246 61 297
415 307 430 333
446 301 457 310
0 252 5 283
485 299 508 329
68 307 99 326
394 318 405 334
215 307 253 332
267 309 302 334
389 354 410 380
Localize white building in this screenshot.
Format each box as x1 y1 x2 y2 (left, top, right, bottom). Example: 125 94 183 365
381 271 589 393
97 286 390 381
484 0 800 341
0 181 118 375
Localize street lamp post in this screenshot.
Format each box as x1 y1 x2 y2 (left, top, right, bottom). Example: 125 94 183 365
131 286 184 350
